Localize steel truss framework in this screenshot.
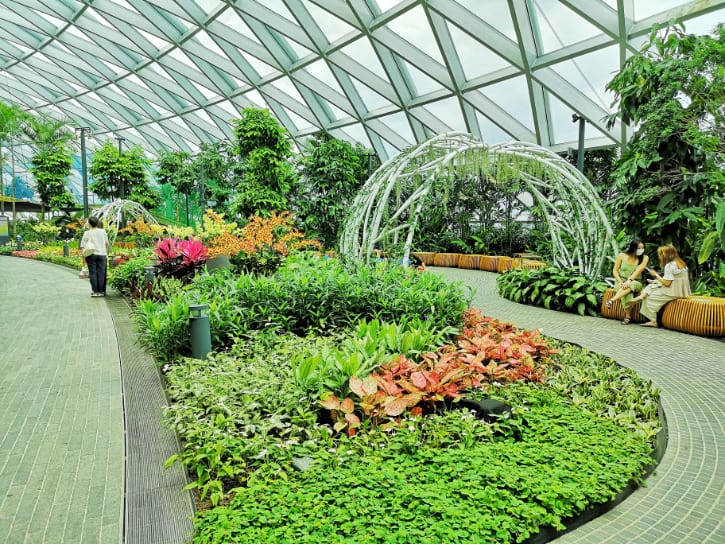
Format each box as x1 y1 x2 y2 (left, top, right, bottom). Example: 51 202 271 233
0 0 723 167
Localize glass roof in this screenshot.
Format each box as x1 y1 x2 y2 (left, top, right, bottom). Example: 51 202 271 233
0 0 723 163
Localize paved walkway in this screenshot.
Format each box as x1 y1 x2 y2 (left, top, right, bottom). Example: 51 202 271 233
0 258 123 544
0 257 193 544
433 267 725 544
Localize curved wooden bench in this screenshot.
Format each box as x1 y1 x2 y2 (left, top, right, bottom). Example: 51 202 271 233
511 258 548 271
479 255 499 272
457 254 481 269
411 252 437 266
601 288 647 323
496 256 513 273
601 288 725 336
432 253 461 267
661 296 725 337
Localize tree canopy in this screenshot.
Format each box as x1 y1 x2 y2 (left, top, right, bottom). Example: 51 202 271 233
606 23 724 278
90 140 159 209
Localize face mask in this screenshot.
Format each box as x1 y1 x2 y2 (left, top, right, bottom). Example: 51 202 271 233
636 249 644 256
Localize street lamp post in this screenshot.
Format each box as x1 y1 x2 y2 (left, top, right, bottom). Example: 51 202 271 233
115 135 126 198
10 136 17 236
75 127 91 217
571 113 586 172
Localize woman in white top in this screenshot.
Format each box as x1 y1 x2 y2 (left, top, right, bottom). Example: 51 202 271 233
628 244 691 327
80 216 110 297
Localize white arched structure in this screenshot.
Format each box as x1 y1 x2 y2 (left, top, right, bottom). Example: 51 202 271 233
340 133 617 277
93 199 159 247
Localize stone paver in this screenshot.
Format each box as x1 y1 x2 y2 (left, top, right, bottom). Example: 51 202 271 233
0 258 123 544
433 267 725 544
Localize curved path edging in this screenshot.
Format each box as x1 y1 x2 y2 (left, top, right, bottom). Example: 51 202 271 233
433 267 725 544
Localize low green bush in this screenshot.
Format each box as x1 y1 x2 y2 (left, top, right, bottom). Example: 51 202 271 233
108 253 155 295
136 253 471 361
496 266 609 316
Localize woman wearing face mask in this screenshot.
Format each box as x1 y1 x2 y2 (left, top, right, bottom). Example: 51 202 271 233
627 244 691 327
604 238 649 324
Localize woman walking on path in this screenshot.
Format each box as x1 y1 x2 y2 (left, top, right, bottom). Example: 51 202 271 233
80 216 109 297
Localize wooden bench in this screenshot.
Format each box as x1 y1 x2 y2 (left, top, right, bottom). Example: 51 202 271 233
601 288 725 337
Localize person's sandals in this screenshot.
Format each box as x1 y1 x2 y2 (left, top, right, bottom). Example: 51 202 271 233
605 300 613 309
621 318 630 325
641 321 658 327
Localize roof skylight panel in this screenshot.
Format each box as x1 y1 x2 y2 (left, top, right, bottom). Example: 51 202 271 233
446 22 510 81
213 8 263 45
261 0 297 22
303 2 358 43
383 5 445 65
532 0 602 53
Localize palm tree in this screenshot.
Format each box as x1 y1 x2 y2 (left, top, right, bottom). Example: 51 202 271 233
0 101 28 215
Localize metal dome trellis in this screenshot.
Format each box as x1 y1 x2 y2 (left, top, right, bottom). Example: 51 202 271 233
339 133 617 277
92 199 159 248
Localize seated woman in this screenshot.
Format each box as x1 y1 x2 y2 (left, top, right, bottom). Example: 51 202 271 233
627 244 691 328
605 238 649 324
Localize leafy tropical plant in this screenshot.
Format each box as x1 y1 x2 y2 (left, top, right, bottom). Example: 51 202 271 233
291 317 459 397
294 132 374 248
605 23 725 278
0 101 29 212
153 237 208 282
496 266 609 316
23 112 76 216
90 140 159 208
319 308 554 435
231 108 297 217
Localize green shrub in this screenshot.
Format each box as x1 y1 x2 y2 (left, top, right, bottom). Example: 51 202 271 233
135 254 471 361
108 253 155 295
496 266 609 316
163 332 332 506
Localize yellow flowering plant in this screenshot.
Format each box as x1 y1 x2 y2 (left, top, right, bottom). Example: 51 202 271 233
207 211 321 274
197 209 238 246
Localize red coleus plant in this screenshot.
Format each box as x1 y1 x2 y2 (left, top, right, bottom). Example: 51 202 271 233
319 307 556 436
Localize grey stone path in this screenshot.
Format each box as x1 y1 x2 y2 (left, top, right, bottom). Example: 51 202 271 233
0 257 193 544
0 258 123 544
433 267 725 544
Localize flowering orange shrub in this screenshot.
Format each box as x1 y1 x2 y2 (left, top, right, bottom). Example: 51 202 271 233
118 218 160 247
206 211 321 273
239 212 321 255
206 232 247 259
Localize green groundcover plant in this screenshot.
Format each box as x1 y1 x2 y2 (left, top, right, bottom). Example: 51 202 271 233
135 253 471 362
162 314 658 544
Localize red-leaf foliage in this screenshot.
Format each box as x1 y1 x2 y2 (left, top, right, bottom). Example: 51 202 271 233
319 307 556 435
